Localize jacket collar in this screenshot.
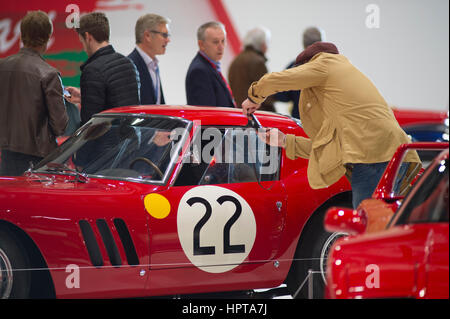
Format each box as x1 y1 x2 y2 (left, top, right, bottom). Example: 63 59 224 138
244 45 267 62
80 44 115 70
19 47 45 61
135 45 158 69
198 51 221 72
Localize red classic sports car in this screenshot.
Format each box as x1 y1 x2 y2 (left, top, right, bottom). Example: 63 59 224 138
0 105 354 299
391 108 448 143
325 142 449 299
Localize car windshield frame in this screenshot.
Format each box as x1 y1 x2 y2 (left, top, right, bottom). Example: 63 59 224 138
33 113 192 186
390 154 449 227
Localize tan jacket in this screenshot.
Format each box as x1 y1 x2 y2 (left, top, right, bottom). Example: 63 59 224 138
248 52 420 189
0 48 68 157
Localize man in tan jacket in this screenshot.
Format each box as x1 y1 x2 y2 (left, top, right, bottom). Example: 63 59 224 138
0 11 68 176
242 42 420 208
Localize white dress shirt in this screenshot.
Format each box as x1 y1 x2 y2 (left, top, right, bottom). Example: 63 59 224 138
135 45 161 104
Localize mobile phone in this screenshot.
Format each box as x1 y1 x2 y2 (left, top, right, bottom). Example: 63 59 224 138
63 88 71 98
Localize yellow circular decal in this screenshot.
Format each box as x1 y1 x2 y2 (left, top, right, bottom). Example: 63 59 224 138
144 194 171 219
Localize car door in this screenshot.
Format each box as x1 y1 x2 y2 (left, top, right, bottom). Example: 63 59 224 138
145 126 287 291
389 151 449 298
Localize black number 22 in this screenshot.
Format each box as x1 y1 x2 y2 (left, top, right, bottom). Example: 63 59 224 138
187 195 245 256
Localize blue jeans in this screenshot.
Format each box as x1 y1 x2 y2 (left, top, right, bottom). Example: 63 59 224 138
350 162 409 209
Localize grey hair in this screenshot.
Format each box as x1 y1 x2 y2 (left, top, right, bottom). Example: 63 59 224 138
197 21 226 41
243 26 271 52
302 26 326 49
135 13 170 44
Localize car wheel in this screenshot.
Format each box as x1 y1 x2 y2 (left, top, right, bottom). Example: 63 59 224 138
286 202 350 299
0 228 31 299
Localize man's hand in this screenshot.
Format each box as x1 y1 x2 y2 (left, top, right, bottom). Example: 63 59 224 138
64 86 81 104
257 127 286 148
153 131 172 146
241 98 260 117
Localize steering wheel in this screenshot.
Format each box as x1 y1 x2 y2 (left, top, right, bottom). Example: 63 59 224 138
129 157 163 178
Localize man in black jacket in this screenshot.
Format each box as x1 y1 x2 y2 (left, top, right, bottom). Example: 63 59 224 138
66 12 140 125
185 21 235 107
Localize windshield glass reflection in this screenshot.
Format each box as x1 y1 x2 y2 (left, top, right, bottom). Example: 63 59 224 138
34 114 191 184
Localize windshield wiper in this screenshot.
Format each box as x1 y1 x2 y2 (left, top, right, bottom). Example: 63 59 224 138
44 162 89 183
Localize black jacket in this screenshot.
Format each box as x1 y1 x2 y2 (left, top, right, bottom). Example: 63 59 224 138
128 48 165 105
80 45 140 125
185 52 235 107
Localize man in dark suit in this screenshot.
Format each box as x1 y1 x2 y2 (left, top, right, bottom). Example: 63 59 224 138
185 21 235 107
275 26 324 119
128 14 170 105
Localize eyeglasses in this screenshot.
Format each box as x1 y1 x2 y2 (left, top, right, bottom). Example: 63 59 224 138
150 30 171 39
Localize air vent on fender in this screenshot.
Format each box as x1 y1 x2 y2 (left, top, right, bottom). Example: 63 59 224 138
78 220 103 267
78 219 139 267
96 219 122 267
113 218 139 266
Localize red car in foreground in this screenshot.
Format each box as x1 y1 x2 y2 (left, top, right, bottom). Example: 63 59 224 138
325 142 449 299
0 105 354 299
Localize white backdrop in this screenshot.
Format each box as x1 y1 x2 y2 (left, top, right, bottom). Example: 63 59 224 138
105 0 449 112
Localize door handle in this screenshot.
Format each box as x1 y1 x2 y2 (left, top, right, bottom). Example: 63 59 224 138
276 201 282 212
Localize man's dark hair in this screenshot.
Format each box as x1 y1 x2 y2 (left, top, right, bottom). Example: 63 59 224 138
76 12 110 42
20 10 53 48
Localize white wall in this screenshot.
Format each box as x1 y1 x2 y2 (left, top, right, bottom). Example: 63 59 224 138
105 0 449 111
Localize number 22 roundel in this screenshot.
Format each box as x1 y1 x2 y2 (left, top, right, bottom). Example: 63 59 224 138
177 186 257 273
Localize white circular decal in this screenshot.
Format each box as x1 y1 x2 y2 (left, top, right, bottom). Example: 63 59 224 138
177 186 256 273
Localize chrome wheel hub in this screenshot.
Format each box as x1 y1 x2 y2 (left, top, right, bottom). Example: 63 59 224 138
0 248 13 299
319 232 347 284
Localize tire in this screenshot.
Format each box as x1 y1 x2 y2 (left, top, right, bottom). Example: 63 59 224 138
286 201 351 299
0 228 31 299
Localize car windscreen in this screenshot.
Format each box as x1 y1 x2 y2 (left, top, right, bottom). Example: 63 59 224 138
34 114 191 184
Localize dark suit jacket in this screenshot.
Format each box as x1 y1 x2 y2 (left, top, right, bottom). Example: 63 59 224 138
185 52 235 107
128 48 165 105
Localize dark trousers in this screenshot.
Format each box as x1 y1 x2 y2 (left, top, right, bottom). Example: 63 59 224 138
0 150 43 176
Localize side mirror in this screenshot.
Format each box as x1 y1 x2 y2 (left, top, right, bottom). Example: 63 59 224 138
324 207 367 235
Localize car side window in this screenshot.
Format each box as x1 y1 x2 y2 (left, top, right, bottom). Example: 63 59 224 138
174 127 281 186
396 158 449 225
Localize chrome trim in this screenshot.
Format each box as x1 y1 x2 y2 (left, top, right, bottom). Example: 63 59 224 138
93 112 192 126
319 232 347 284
